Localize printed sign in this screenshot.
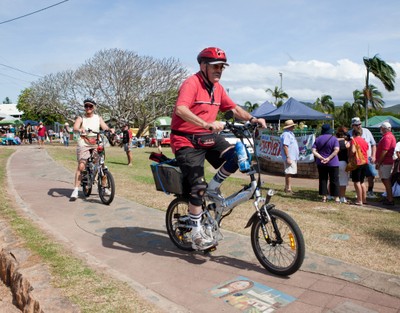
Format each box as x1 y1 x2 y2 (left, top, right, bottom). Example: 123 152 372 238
210 276 296 312
256 132 316 163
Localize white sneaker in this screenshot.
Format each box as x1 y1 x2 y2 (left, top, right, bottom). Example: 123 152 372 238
366 191 377 199
70 188 79 199
191 227 215 250
103 188 111 196
340 197 347 204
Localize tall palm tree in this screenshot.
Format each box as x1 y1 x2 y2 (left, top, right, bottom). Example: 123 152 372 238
352 89 365 117
335 102 355 126
314 94 335 113
363 55 396 126
265 86 288 107
243 101 259 113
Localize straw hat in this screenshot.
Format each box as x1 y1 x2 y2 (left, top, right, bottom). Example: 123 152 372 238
283 120 296 129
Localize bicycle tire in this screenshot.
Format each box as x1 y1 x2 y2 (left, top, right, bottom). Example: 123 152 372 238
98 170 115 205
250 208 305 276
165 197 194 251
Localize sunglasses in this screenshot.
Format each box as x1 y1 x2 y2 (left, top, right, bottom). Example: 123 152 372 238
209 64 225 71
84 104 94 109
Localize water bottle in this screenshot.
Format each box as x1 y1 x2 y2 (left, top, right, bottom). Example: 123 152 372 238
235 142 250 172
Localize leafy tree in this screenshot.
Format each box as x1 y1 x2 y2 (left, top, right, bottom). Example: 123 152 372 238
2 97 12 104
17 88 64 124
265 86 288 107
314 94 335 113
23 48 188 137
363 55 396 126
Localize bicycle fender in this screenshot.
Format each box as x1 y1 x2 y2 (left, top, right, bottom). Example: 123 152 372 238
244 212 258 228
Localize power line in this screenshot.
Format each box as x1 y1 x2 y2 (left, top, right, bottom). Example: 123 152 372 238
0 0 69 25
0 63 43 78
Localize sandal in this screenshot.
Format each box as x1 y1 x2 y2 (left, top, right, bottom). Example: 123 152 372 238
354 202 363 206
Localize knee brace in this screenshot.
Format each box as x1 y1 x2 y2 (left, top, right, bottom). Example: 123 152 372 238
189 177 207 206
221 147 239 173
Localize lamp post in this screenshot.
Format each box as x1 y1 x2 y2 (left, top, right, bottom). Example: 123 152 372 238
279 72 283 90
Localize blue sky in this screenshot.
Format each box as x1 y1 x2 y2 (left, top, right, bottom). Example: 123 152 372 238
1 0 400 107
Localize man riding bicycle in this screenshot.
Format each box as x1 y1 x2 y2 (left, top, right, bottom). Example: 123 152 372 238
170 47 266 250
70 98 111 200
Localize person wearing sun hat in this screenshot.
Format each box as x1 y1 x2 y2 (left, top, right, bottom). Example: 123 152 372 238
375 121 396 205
280 119 299 193
62 122 70 147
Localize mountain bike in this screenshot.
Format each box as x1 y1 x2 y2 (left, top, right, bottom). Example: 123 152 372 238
150 113 305 276
81 130 115 205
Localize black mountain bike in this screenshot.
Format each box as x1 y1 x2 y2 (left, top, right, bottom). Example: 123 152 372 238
81 131 115 205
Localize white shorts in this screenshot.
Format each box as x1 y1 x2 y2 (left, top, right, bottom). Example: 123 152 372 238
338 160 349 186
284 160 297 175
379 164 393 180
77 146 97 162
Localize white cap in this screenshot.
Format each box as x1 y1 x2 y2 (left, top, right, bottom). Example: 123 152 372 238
381 121 391 129
351 117 362 125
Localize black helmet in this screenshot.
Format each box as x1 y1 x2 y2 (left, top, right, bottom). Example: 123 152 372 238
83 97 96 105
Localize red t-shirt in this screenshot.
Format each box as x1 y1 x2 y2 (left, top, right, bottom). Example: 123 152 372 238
37 125 47 137
352 136 369 163
376 131 396 165
170 72 236 153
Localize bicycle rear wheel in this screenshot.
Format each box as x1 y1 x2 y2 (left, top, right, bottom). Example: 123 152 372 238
165 197 194 251
98 170 115 205
250 208 305 276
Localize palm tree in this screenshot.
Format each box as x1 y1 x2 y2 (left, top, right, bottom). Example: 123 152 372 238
363 55 396 126
335 102 354 126
243 101 259 113
314 94 335 113
352 89 365 117
265 86 288 107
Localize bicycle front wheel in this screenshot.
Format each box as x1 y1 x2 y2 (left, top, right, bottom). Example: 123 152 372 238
251 209 305 276
165 197 194 251
98 170 115 205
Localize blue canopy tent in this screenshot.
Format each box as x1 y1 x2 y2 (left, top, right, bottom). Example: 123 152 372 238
259 97 333 126
23 120 39 126
250 100 276 118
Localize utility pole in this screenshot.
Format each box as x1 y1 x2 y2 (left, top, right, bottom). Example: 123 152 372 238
279 72 283 90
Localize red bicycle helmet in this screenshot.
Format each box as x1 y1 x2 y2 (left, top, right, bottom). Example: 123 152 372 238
197 47 229 65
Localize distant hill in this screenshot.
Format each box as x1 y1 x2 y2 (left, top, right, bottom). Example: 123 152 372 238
382 104 400 114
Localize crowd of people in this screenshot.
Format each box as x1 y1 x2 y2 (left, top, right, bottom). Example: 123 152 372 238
294 117 399 206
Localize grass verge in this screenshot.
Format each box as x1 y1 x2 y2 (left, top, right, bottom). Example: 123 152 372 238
0 147 161 313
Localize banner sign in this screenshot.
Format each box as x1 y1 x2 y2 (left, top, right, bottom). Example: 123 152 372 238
256 132 316 163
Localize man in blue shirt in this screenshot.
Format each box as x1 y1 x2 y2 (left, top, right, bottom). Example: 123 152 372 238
280 120 299 193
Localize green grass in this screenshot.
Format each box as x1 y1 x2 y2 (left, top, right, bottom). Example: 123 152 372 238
0 147 160 313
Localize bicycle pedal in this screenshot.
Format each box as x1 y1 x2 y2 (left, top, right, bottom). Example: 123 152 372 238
203 245 217 254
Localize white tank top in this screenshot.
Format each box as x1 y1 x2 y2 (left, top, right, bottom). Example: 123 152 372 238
78 114 100 147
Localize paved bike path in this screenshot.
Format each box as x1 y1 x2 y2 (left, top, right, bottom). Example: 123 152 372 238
7 146 400 313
